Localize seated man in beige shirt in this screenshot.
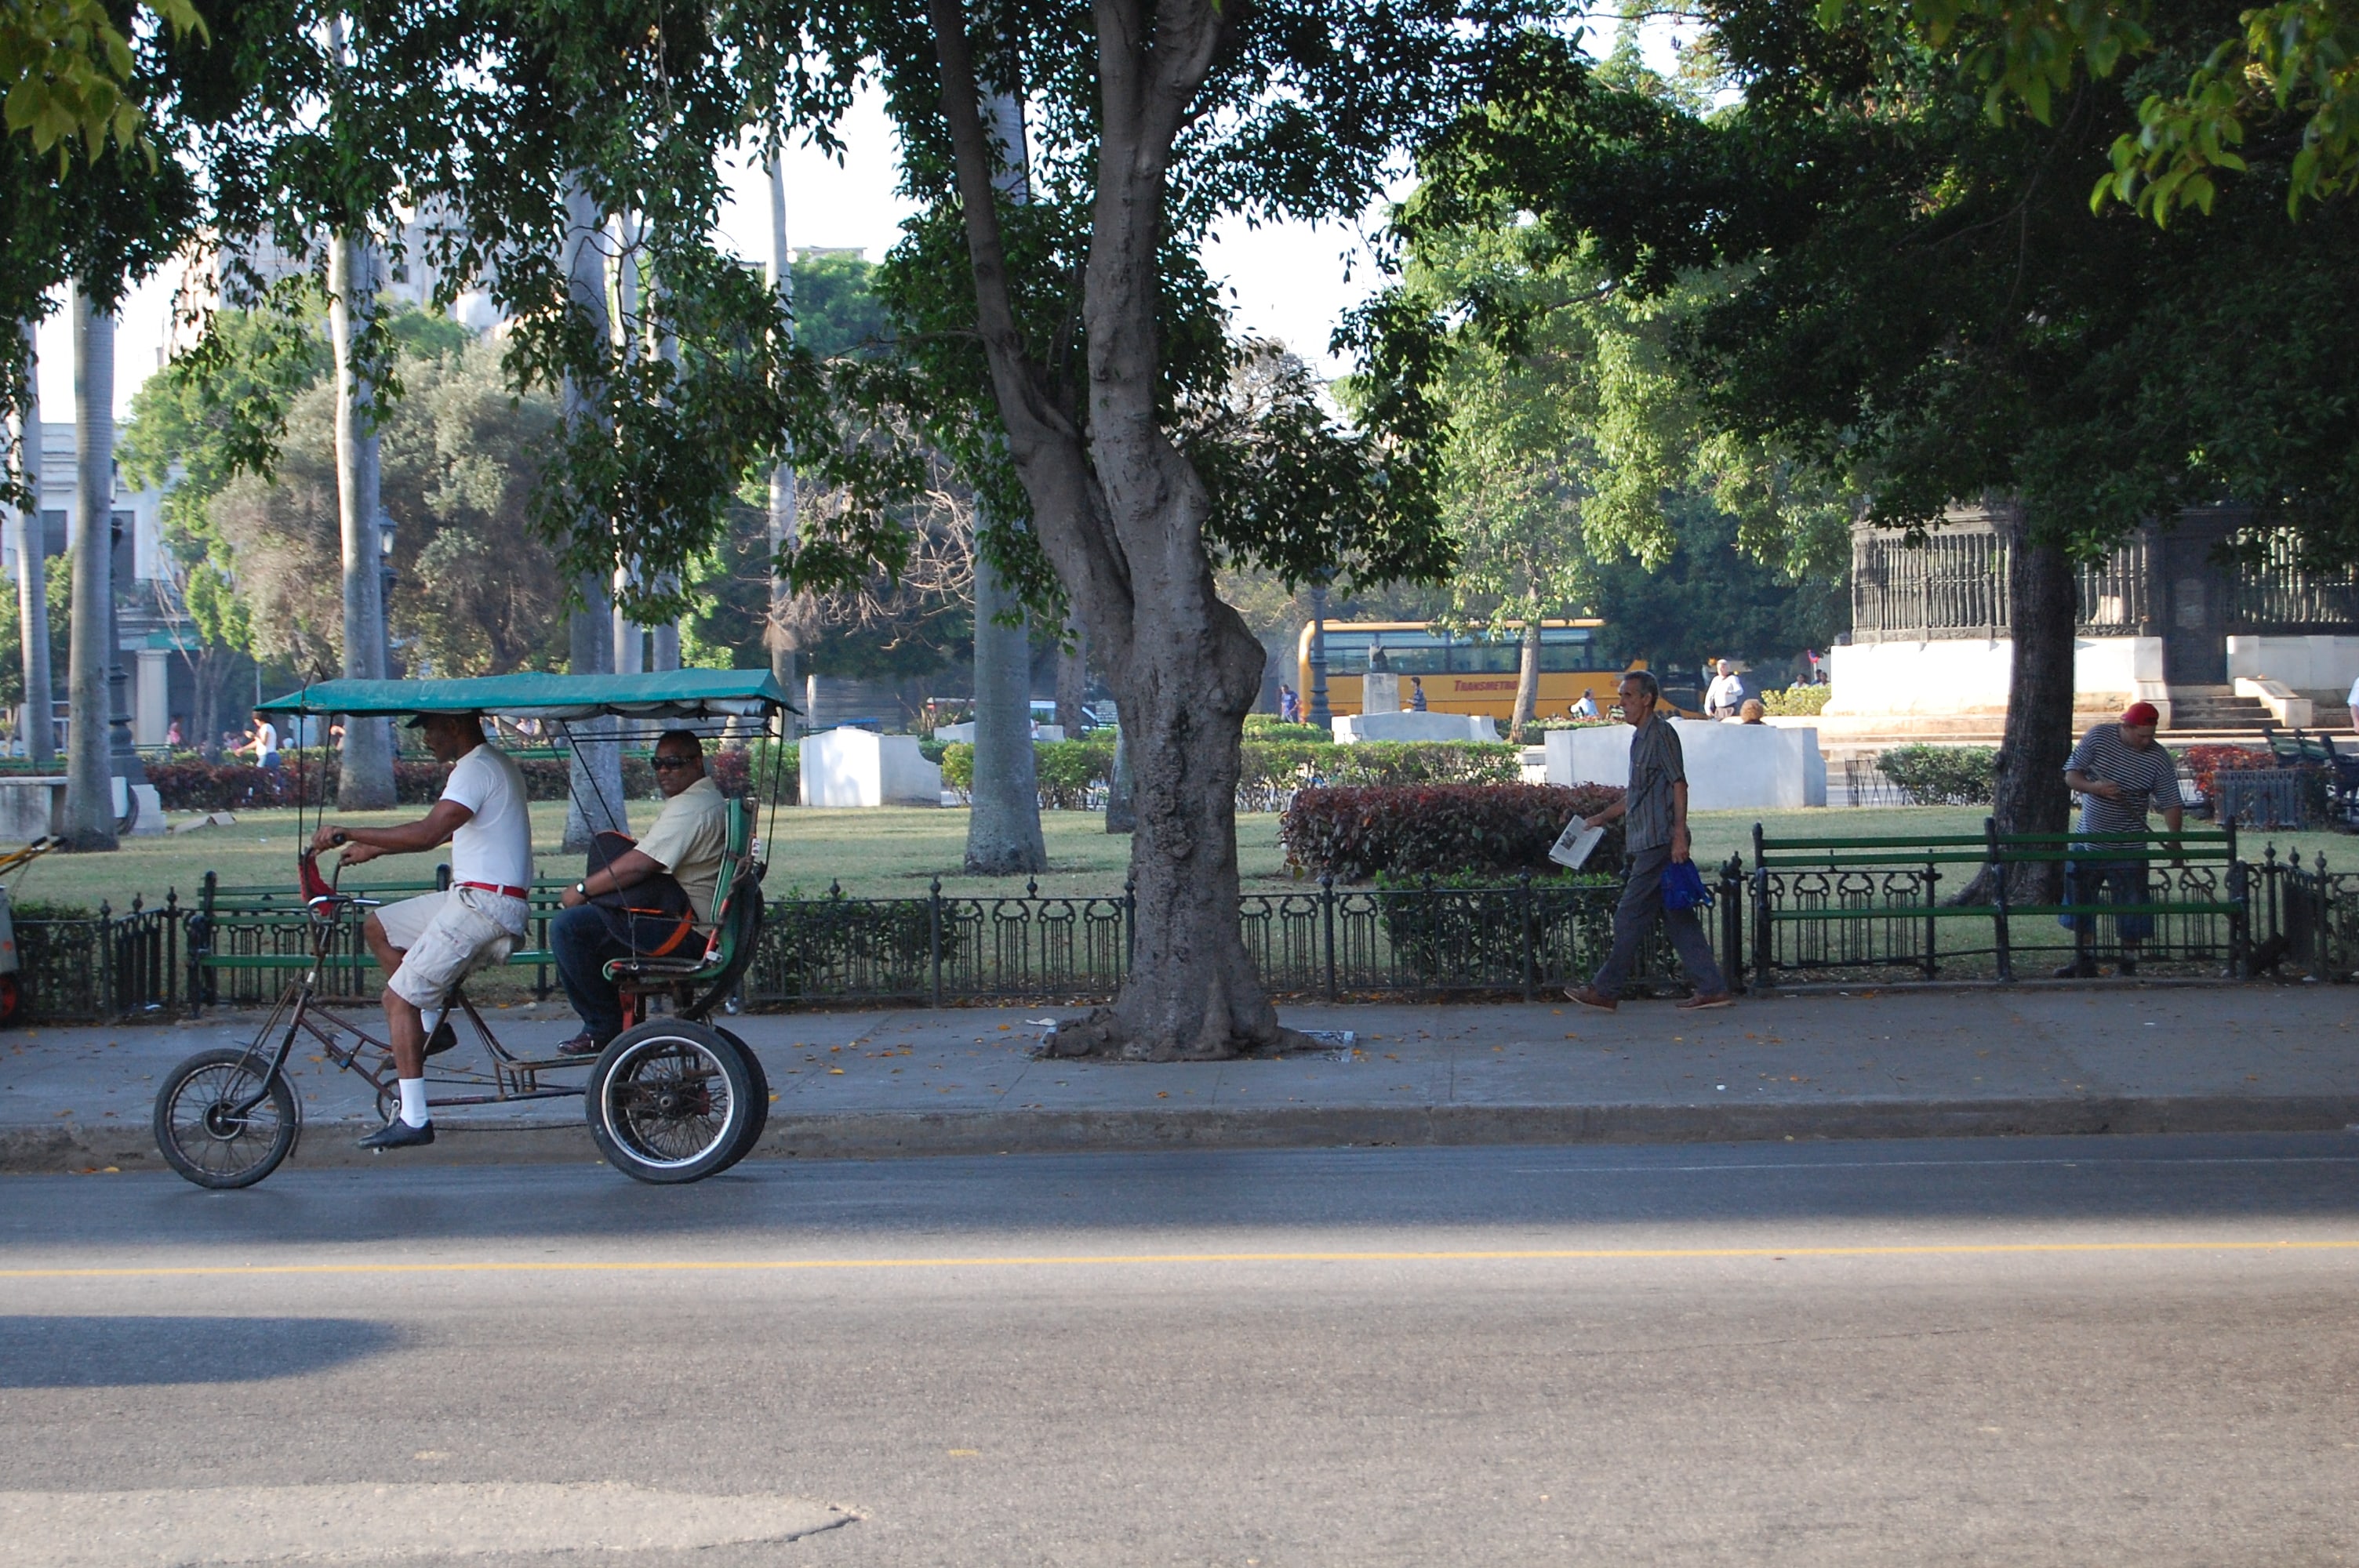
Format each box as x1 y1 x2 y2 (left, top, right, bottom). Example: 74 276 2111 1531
551 729 731 1055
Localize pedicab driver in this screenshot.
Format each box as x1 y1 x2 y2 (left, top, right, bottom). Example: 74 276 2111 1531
309 710 533 1150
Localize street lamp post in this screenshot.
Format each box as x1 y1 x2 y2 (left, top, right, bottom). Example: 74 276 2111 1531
1307 577 1331 728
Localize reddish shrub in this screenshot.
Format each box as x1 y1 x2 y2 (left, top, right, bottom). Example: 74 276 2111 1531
2179 744 2274 801
1279 783 1627 882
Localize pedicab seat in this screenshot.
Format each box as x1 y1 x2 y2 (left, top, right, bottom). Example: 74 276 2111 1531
602 797 763 1024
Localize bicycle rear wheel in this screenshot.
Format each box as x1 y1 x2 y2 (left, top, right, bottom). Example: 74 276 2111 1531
153 1047 299 1189
585 1021 755 1185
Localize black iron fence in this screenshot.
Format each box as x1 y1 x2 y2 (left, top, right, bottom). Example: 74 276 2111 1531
738 873 1728 1006
10 847 2358 1025
13 895 190 1023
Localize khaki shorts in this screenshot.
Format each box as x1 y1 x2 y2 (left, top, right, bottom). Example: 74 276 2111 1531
377 887 528 1010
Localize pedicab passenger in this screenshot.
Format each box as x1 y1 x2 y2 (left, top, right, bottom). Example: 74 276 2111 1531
310 710 534 1149
551 729 730 1058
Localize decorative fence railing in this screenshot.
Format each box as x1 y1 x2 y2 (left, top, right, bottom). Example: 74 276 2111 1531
11 845 2357 1024
739 874 1717 1006
13 895 191 1024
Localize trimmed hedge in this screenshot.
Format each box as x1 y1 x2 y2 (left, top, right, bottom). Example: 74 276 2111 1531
1761 683 1831 716
142 746 792 812
940 737 1521 812
1875 745 1997 806
1279 782 1627 882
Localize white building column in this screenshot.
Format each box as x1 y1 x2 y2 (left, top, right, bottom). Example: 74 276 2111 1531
134 647 169 747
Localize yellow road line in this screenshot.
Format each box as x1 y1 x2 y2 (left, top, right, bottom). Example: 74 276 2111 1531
5 1239 2358 1279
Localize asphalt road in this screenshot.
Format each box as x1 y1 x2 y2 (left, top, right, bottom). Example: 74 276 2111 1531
5 1133 2359 1566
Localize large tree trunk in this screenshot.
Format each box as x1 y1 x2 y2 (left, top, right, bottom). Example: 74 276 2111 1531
558 178 627 851
965 547 1046 873
329 229 396 808
960 88 1046 877
1510 615 1541 740
12 319 53 766
1960 508 2077 903
762 151 801 739
1054 614 1088 733
929 0 1291 1057
60 286 115 851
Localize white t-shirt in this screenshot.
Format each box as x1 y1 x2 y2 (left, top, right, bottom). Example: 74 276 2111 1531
253 720 279 756
441 743 533 891
1704 673 1745 713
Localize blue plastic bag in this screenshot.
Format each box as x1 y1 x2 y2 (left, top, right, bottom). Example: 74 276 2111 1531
1662 858 1714 911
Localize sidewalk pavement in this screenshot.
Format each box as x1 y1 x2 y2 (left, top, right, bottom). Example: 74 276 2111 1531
5 985 2357 1174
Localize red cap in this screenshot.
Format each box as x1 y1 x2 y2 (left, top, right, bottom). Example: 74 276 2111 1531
2121 701 2160 727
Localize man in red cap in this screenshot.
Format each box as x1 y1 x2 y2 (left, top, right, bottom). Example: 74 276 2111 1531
2058 700 2183 977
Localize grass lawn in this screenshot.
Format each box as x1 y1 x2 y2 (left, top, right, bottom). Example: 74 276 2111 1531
5 800 2350 914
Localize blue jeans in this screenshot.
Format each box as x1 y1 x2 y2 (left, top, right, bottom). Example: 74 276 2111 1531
2059 860 2155 942
552 904 695 1045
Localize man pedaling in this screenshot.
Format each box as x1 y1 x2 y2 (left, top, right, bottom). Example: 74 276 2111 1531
310 710 534 1150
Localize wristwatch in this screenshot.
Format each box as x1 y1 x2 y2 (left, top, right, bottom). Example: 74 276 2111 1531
575 880 588 897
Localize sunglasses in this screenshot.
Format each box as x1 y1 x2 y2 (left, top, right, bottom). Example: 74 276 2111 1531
650 755 698 771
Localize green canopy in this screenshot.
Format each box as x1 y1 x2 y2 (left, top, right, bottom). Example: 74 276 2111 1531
257 670 797 721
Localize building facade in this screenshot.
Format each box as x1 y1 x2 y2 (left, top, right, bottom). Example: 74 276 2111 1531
1830 506 2359 730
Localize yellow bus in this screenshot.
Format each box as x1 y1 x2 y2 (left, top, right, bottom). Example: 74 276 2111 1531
1292 619 1641 723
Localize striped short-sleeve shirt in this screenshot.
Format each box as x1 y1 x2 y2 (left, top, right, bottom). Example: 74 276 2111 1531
2065 723 2183 835
1623 717 1686 854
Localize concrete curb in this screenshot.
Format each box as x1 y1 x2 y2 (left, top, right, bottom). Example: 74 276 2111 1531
10 1094 2359 1174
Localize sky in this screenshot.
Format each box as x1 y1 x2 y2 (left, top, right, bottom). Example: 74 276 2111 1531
38 79 1399 418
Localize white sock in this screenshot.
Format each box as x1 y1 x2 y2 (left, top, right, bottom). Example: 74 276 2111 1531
398 1078 430 1128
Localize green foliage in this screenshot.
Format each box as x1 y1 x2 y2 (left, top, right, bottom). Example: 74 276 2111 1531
187 332 569 679
1830 0 2359 220
0 554 68 707
1876 745 1998 805
1761 682 1833 717
1394 9 2359 581
1243 716 1334 743
1 0 204 159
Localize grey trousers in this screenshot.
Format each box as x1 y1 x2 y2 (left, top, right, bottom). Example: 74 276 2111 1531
1589 843 1728 999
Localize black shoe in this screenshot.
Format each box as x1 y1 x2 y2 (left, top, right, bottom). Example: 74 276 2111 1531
425 1018 459 1058
556 1032 606 1058
2052 962 2098 979
360 1118 435 1150
2115 956 2139 977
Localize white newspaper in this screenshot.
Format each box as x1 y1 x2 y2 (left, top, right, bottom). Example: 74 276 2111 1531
1548 821 1605 871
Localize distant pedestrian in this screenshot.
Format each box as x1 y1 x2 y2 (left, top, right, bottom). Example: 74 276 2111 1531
1565 670 1732 1012
1703 659 1747 719
165 718 183 748
1278 684 1300 724
245 712 282 773
1408 677 1427 711
1570 688 1599 720
2347 670 2358 734
1738 699 1766 724
2056 700 2184 978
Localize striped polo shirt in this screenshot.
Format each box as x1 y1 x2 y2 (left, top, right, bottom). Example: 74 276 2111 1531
2064 723 2183 835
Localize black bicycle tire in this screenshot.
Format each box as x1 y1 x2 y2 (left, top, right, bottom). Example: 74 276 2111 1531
711 1025 769 1172
153 1047 299 1189
584 1022 755 1185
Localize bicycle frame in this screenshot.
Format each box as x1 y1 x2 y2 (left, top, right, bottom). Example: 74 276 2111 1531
230 858 591 1123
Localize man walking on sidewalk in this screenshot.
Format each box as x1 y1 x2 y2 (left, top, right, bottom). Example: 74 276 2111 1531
1567 670 1733 1011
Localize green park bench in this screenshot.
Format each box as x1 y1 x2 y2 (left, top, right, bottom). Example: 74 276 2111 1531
188 866 569 1008
1749 821 2247 985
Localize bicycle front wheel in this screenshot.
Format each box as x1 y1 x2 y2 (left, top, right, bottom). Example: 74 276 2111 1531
153 1048 299 1189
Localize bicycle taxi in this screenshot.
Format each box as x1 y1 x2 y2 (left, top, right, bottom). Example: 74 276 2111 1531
151 669 793 1189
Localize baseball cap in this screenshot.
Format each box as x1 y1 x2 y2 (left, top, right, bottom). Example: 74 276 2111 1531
2120 701 2160 727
